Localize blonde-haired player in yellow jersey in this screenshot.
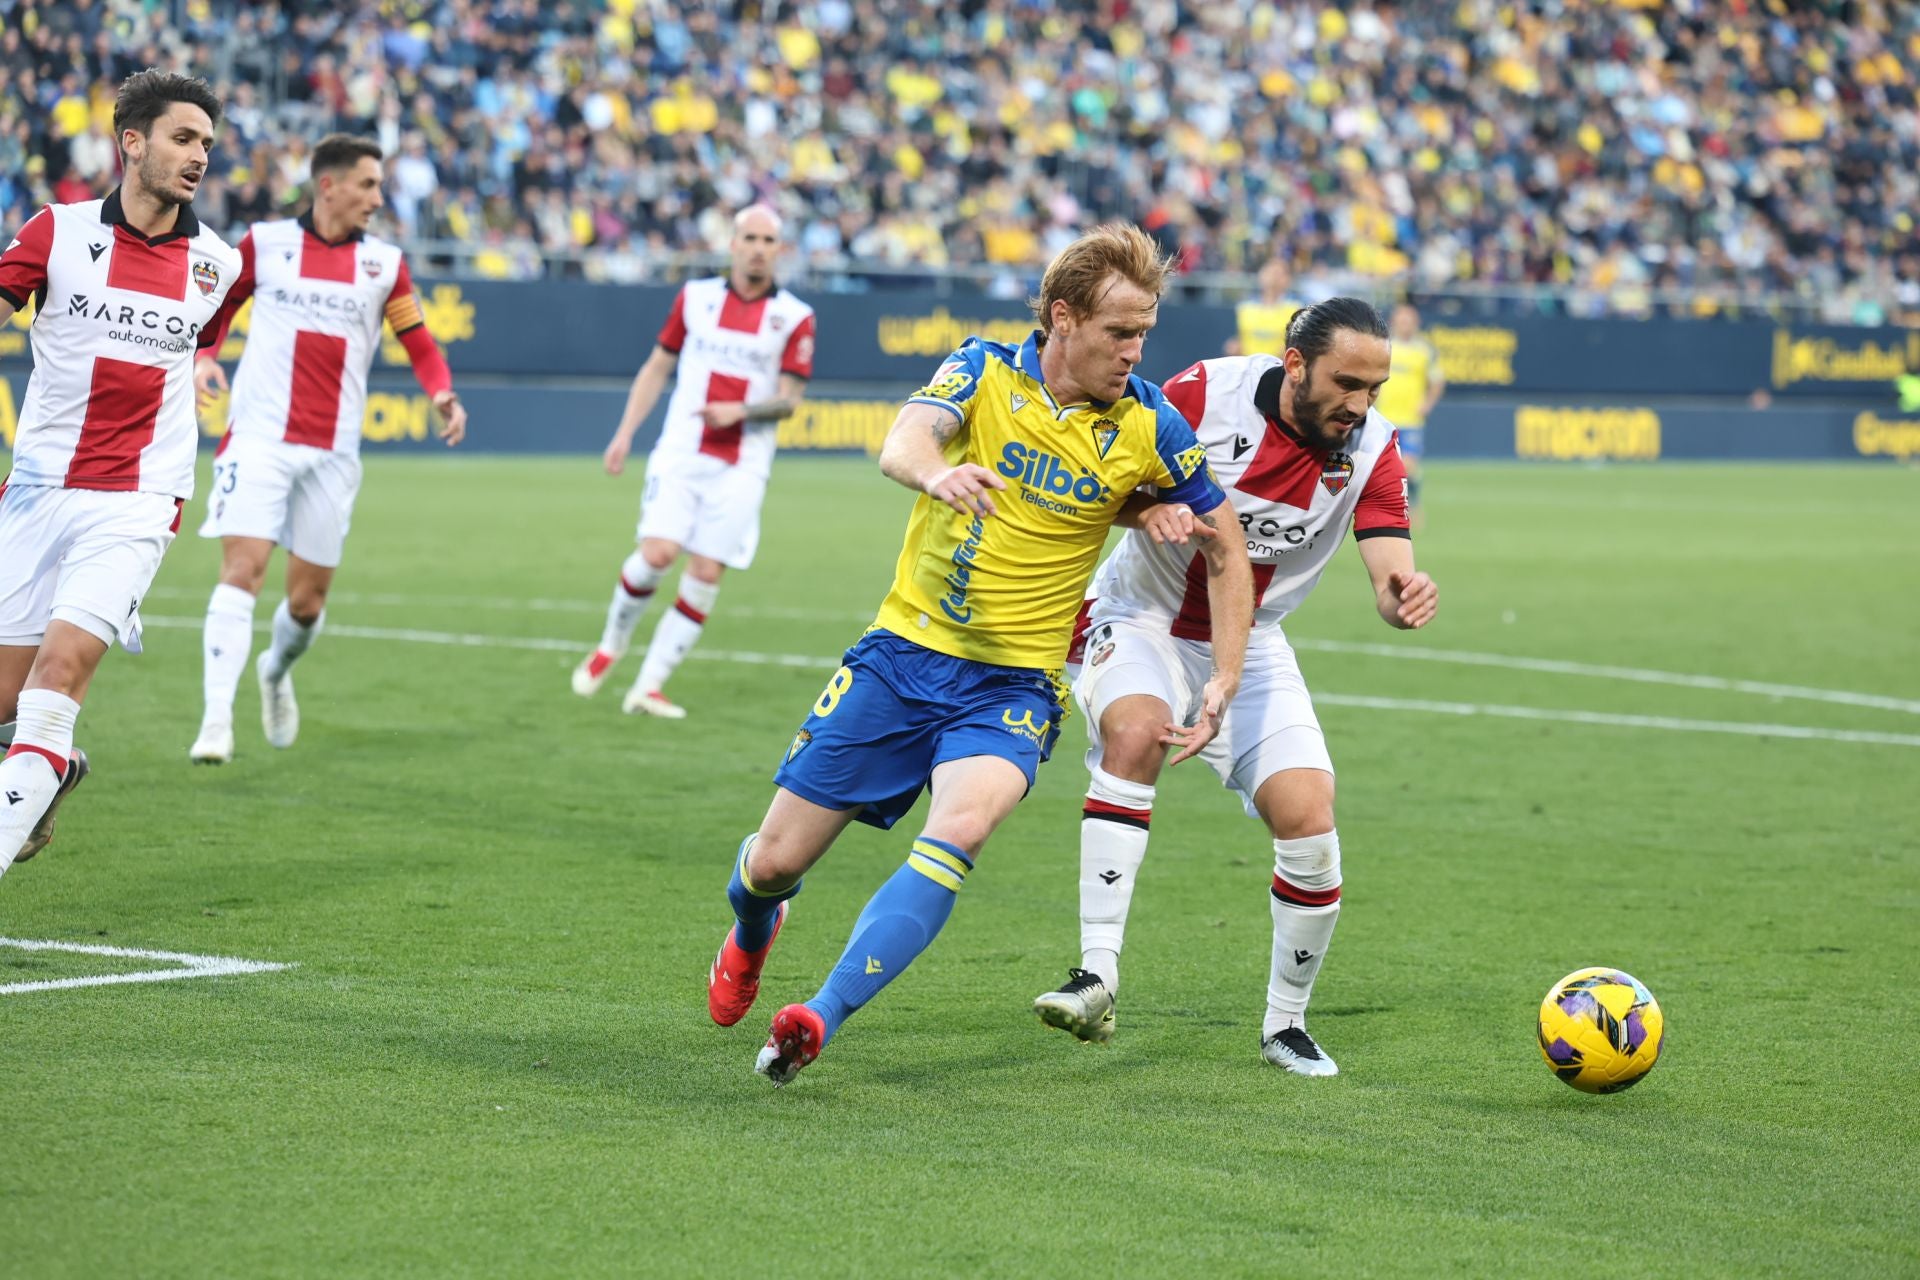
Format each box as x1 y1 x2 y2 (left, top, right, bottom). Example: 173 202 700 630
706 224 1255 1086
1375 303 1446 523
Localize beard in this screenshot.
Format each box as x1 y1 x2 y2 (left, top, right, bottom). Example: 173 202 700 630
1289 388 1361 451
137 152 192 207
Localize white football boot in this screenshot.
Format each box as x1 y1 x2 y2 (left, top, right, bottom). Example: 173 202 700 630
189 720 234 765
1033 968 1116 1044
1261 1025 1339 1077
622 686 687 719
257 653 300 749
571 648 622 697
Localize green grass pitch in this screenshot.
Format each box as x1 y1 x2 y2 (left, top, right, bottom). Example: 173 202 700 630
2 455 1916 1277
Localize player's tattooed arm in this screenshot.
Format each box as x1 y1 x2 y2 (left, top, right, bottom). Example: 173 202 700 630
880 401 1001 515
729 372 810 424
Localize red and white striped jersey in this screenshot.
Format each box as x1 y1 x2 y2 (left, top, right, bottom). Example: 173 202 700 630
1086 355 1410 643
220 216 422 454
651 276 815 478
0 192 240 499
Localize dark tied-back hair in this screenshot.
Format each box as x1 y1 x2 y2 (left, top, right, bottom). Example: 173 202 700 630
312 133 384 175
1284 297 1389 364
113 69 222 149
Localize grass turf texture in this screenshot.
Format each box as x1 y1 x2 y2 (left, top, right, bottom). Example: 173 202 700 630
2 455 1915 1277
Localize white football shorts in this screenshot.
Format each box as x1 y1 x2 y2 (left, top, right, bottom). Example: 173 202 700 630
199 432 363 568
635 450 767 570
0 483 181 653
1071 614 1334 818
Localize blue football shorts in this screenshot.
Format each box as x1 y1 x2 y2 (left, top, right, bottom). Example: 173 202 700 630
772 629 1064 830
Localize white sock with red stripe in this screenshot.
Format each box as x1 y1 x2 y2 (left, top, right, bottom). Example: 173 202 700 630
0 689 79 872
262 599 322 682
595 551 664 661
201 584 257 727
1079 766 1154 994
1265 830 1342 1037
635 575 718 695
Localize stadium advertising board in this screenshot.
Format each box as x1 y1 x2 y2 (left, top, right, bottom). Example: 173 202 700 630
4 279 1914 399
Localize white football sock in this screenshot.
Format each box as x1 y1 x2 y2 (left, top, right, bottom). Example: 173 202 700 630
1264 830 1342 1037
261 599 322 682
1078 766 1154 994
598 550 664 655
635 575 718 694
0 690 80 871
201 583 257 727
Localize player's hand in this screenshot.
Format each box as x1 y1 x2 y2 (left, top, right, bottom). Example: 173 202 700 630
432 390 466 447
1164 672 1235 766
194 356 227 409
1383 570 1438 629
698 402 747 429
603 434 632 476
924 463 1006 518
1139 503 1217 547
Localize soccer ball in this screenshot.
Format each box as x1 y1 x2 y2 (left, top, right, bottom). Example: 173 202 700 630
1536 967 1664 1094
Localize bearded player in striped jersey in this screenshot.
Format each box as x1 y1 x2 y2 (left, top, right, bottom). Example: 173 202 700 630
187 133 464 765
1033 298 1439 1076
0 71 241 879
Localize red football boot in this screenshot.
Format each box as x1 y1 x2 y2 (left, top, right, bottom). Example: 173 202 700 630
754 1003 827 1087
707 902 787 1026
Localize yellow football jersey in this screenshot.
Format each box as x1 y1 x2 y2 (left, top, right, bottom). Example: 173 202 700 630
1378 337 1439 427
873 332 1225 671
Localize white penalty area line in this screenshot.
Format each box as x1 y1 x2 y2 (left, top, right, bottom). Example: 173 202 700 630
142 587 1920 717
137 614 1920 749
0 936 292 996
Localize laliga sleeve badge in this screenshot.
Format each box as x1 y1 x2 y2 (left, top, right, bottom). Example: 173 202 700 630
1089 625 1116 668
1320 452 1354 495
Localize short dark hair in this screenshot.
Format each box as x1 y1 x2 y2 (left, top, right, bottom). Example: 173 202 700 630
1284 297 1389 364
113 69 221 151
312 133 384 176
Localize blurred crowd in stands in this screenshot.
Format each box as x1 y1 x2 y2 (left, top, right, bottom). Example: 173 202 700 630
2 0 1917 321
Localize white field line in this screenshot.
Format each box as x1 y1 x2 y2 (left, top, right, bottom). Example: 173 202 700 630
0 936 292 996
142 589 1920 716
137 615 1920 749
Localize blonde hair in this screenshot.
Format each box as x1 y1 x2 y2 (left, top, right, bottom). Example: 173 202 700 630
1030 222 1174 336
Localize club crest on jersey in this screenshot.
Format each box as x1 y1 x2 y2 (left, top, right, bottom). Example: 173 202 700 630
1320 452 1355 495
191 260 219 296
1091 418 1120 459
786 729 812 762
361 257 383 279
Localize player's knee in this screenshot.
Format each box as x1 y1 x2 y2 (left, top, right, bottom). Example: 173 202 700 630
921 813 994 857
1260 769 1336 841
744 828 811 891
686 558 724 586
639 541 679 572
1099 713 1166 780
287 593 326 627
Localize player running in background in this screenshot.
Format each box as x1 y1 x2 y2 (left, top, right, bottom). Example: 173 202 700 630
188 133 465 765
1032 299 1439 1075
1374 302 1444 525
0 71 240 877
573 206 814 720
705 224 1254 1087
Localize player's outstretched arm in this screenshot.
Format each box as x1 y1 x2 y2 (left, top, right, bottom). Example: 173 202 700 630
1166 496 1253 766
878 400 1005 517
1358 535 1438 630
604 345 679 475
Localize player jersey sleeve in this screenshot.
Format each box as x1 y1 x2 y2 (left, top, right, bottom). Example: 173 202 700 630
781 310 816 379
383 256 453 398
382 254 426 334
657 285 689 354
198 229 257 352
1147 398 1226 513
904 339 989 425
0 206 54 311
1353 432 1412 539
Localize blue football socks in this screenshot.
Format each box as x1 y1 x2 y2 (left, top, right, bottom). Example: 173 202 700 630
727 834 800 952
806 836 974 1043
